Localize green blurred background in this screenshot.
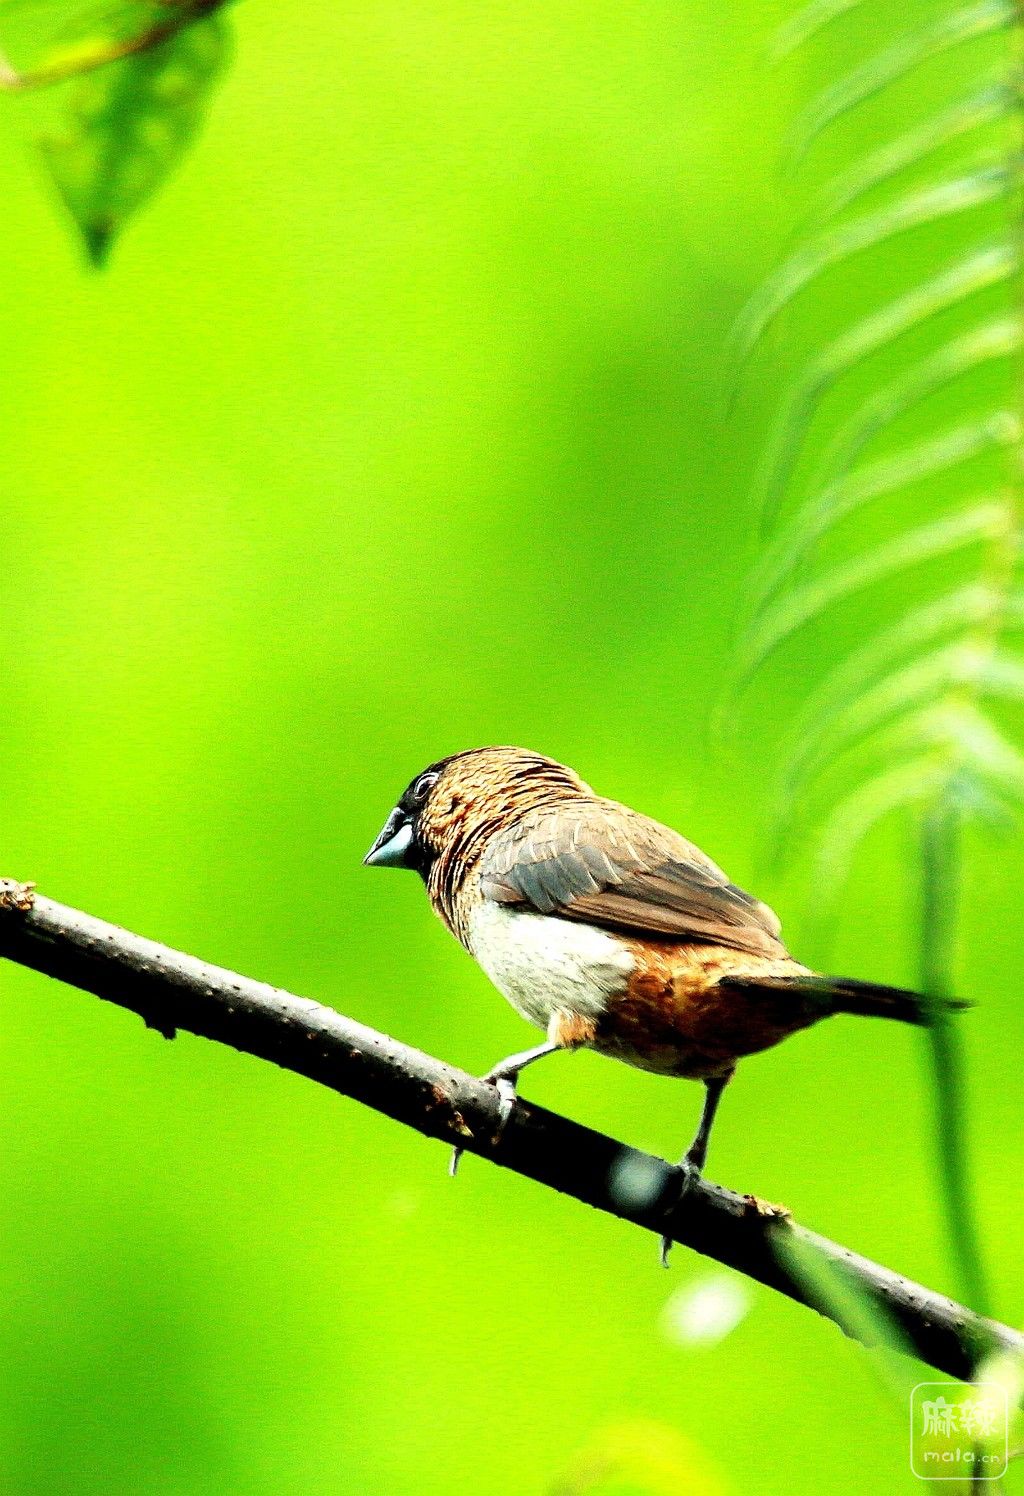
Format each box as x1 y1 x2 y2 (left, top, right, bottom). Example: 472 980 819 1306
1 1 1021 1492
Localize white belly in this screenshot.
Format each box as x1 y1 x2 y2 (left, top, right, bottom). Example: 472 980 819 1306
466 900 634 1032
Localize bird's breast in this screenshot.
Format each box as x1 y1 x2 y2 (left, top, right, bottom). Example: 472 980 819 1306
465 898 817 1080
466 900 634 1031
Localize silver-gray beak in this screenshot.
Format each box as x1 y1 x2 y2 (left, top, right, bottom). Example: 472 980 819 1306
364 808 415 868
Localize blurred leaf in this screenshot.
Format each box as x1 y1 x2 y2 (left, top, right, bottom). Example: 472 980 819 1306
741 500 1009 675
781 642 991 811
753 412 1019 607
744 0 1024 889
789 0 1014 162
39 8 229 264
810 84 1012 222
744 0 1024 1314
781 582 1004 759
773 0 868 59
753 248 1017 519
733 166 1009 361
939 702 1024 803
810 316 1024 488
774 1232 912 1402
809 754 946 925
0 0 214 87
779 644 1024 825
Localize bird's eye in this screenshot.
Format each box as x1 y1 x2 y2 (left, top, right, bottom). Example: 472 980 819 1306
413 771 438 803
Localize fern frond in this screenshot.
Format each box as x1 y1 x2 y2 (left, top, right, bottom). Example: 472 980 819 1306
741 500 1009 676
812 84 1012 222
789 0 1015 162
747 0 1024 1315
773 0 871 60
781 641 998 810
754 249 1017 516
752 414 1019 610
939 702 1024 803
734 166 1010 361
808 756 947 920
804 317 1024 499
783 581 1005 752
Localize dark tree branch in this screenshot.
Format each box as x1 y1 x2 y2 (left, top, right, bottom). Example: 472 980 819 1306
0 878 1019 1380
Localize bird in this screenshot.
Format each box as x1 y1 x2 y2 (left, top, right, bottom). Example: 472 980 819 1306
364 746 965 1262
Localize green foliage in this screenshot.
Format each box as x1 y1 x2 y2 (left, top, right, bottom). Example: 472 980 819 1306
787 0 1014 160
773 1231 912 1401
2 4 1022 1492
742 0 1024 889
0 1 231 262
741 0 1024 1315
43 12 228 264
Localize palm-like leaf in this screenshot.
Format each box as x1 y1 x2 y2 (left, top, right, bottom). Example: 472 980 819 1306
787 0 1014 162
742 1 1024 904
740 0 1024 1315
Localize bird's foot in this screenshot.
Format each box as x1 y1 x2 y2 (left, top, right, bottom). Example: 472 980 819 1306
447 1040 559 1177
449 1072 518 1178
659 1157 702 1268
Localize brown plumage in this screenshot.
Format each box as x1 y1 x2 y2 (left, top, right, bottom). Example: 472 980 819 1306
365 746 965 1252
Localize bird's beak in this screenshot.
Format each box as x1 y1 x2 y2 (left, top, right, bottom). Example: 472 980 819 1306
364 807 415 868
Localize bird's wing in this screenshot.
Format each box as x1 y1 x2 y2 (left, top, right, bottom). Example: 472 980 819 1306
478 800 785 957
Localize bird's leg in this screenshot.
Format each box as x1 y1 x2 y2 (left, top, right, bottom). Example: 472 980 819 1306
660 1070 733 1267
448 1041 560 1176
681 1071 730 1175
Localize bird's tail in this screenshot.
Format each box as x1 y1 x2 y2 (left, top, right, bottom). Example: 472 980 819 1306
740 972 971 1026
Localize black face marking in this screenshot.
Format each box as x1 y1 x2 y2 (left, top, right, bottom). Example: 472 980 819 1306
365 759 453 875
395 755 455 814
368 748 581 884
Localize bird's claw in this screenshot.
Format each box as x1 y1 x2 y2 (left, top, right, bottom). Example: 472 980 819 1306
449 1074 518 1177
660 1158 700 1267
493 1075 518 1129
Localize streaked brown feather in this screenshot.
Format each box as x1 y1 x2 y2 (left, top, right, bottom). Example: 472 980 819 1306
478 801 785 958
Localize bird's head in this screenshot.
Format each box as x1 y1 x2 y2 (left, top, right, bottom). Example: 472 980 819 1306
363 746 588 877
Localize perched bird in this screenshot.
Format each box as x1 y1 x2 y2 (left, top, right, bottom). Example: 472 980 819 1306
365 746 963 1261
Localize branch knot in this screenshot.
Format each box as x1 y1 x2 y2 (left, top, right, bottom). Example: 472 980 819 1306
0 879 36 914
